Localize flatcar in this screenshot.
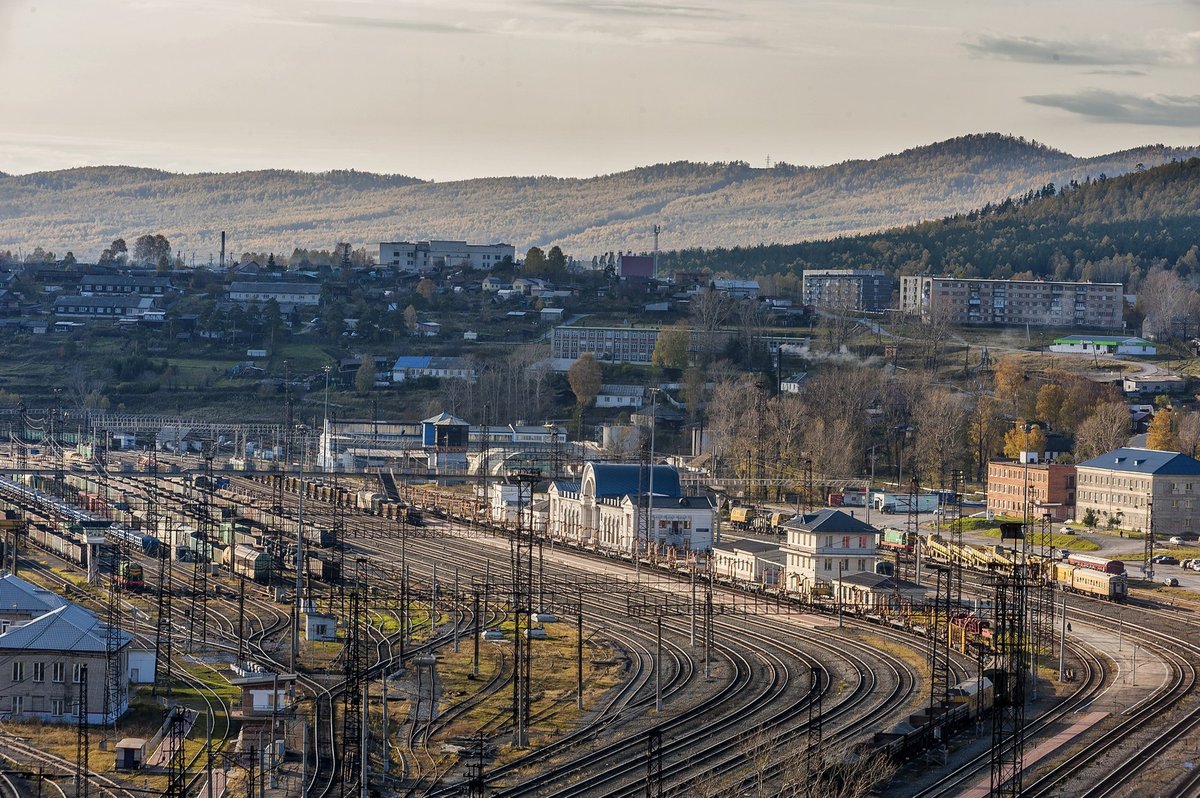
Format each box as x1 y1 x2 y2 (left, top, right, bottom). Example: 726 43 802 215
1054 562 1127 602
1065 552 1125 575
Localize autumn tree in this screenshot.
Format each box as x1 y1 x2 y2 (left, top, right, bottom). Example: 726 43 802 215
567 353 602 409
968 393 1005 480
681 366 706 422
1177 411 1200 457
355 356 375 393
1147 408 1180 451
652 322 690 370
1139 267 1198 341
992 356 1034 417
690 288 729 365
415 279 434 301
1002 421 1046 460
914 388 969 485
1035 382 1067 429
1074 401 1130 459
404 304 418 332
133 233 171 266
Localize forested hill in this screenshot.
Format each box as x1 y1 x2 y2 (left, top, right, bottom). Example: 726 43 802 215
1 134 1199 260
662 157 1200 287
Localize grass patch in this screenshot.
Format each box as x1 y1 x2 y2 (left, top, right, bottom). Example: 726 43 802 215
974 527 1101 551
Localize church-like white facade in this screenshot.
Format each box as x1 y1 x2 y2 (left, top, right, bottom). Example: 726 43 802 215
548 463 715 555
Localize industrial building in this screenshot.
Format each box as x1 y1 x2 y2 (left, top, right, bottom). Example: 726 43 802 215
1049 335 1156 356
899 276 1124 329
802 269 894 311
547 463 715 554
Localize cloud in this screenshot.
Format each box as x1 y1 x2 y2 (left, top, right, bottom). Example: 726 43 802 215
1085 69 1149 76
532 0 740 21
305 14 479 34
965 33 1172 66
1024 89 1200 127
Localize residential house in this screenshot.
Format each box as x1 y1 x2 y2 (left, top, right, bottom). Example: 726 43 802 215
711 279 760 298
227 281 321 310
832 572 927 613
54 295 156 318
596 384 645 409
481 276 507 292
391 356 476 383
379 240 515 273
79 274 172 297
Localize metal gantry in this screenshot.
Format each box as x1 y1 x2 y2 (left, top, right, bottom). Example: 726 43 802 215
989 529 1028 798
342 558 369 797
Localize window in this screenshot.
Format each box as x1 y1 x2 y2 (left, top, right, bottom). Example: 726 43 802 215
11 662 23 683
51 698 64 717
52 662 64 683
823 559 832 571
10 696 23 716
72 663 83 684
32 662 44 683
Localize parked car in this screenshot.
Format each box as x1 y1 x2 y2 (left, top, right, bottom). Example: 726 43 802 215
1169 536 1188 546
1162 577 1180 587
1152 555 1180 565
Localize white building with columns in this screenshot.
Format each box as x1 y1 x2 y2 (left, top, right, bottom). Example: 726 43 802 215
781 509 880 596
547 463 715 554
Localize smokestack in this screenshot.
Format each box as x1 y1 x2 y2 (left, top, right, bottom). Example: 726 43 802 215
220 231 226 270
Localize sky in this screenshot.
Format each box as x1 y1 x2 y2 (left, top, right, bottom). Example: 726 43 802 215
0 0 1197 180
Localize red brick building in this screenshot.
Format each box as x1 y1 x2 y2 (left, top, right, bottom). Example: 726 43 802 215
986 461 1077 522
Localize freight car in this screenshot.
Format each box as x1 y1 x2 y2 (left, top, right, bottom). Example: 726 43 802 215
1065 552 1126 575
27 523 88 567
306 553 341 583
1054 562 1127 602
871 677 994 762
227 544 272 583
304 526 338 549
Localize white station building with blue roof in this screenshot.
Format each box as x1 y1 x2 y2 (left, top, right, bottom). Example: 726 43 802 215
548 463 715 555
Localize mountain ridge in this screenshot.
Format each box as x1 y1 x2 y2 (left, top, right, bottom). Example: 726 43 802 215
1 133 1198 261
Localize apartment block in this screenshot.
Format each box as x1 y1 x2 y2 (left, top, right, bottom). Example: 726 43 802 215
899 276 1123 329
802 269 894 311
378 240 515 273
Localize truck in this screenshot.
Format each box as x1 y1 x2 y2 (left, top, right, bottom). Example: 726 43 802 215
871 491 938 514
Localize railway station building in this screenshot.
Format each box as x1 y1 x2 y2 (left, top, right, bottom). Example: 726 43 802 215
547 463 716 554
781 510 880 596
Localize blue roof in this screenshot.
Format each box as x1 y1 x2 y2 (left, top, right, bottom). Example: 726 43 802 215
551 481 581 495
394 356 432 369
589 463 681 499
1076 447 1200 475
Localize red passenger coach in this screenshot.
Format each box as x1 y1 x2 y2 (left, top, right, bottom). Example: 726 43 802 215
1065 552 1125 575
